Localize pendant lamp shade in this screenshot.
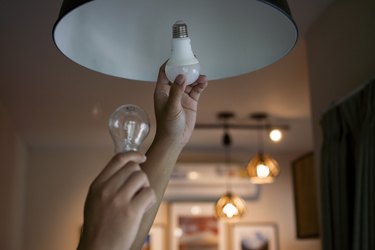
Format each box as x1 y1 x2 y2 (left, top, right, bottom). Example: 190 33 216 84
215 192 246 219
53 0 298 81
246 153 280 184
214 112 246 220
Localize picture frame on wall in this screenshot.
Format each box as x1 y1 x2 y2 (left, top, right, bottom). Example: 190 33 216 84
292 152 320 238
229 222 279 250
170 202 225 250
142 224 166 250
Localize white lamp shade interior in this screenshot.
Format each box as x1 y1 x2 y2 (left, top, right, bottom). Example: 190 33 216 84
53 0 297 81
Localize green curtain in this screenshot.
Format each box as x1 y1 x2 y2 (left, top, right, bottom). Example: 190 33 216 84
321 79 375 250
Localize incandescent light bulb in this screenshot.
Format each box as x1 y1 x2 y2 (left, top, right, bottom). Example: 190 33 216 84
108 104 150 153
165 21 200 85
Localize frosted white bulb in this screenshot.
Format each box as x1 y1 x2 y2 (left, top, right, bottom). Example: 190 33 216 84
269 129 283 142
108 104 150 153
165 21 200 85
256 163 271 178
222 202 239 218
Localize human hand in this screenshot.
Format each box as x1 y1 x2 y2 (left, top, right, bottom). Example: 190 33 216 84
153 63 208 147
77 152 156 250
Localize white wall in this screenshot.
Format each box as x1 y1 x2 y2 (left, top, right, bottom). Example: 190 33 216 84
0 101 27 250
23 147 112 250
241 154 320 250
23 147 319 250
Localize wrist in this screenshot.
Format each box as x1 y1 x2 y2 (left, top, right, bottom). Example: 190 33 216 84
153 129 186 150
76 230 107 250
153 133 185 152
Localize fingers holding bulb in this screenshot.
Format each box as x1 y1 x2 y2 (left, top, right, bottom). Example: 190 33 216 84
119 170 151 201
167 74 187 113
156 62 169 86
186 75 208 101
100 161 142 195
132 186 157 213
165 63 200 85
92 152 147 188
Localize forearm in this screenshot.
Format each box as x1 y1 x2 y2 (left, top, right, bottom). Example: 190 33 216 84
130 134 184 250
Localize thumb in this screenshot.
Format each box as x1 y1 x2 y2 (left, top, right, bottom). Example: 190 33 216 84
167 74 186 113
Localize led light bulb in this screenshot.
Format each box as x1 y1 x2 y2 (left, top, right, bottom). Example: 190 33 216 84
108 104 150 153
165 20 200 85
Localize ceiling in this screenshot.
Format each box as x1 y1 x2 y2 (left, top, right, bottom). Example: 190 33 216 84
0 0 334 159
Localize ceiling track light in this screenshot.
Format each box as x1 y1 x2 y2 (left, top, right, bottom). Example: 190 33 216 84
196 111 283 184
195 112 288 144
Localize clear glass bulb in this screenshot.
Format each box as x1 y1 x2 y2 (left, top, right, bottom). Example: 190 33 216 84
108 104 150 153
165 20 200 85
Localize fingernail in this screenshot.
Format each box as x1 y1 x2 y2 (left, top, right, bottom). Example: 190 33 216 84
175 74 185 85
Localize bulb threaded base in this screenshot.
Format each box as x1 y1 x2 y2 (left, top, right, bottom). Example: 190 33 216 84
172 20 188 38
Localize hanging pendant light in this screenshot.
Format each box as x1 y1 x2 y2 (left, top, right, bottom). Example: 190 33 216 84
246 153 280 184
214 112 246 219
215 192 246 219
246 113 280 184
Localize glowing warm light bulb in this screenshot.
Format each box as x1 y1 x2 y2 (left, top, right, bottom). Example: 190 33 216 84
247 153 280 184
108 104 150 153
215 193 246 219
222 203 239 218
269 129 282 142
165 21 200 85
256 163 271 178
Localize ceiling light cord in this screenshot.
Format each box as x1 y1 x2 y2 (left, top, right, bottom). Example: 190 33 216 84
257 118 265 156
222 125 232 194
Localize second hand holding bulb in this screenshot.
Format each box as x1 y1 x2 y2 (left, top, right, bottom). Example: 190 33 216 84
165 20 200 85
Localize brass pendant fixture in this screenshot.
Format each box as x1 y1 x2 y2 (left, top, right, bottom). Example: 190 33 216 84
214 112 246 220
246 112 280 184
215 192 246 219
246 153 280 184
